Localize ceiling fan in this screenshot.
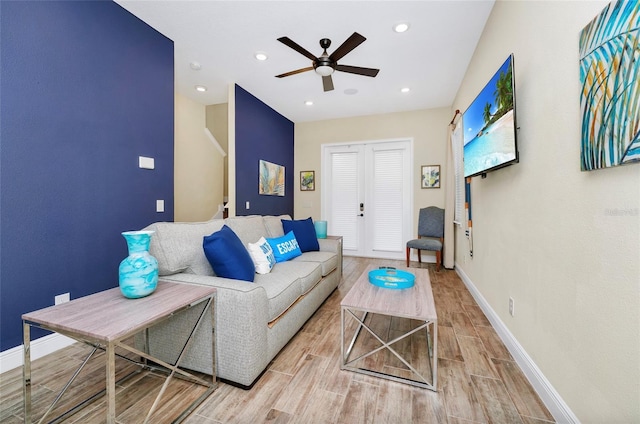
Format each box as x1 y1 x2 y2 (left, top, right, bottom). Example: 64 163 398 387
275 32 380 92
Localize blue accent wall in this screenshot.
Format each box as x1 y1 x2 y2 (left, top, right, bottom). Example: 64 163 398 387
235 85 294 216
0 1 174 351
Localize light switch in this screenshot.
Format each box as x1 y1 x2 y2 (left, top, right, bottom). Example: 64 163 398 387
139 156 155 170
156 199 165 212
246 201 250 209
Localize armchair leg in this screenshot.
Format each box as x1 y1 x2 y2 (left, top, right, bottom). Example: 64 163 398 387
406 247 410 267
418 250 422 264
436 251 441 272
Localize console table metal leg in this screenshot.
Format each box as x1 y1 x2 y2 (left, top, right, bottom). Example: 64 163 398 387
106 342 116 424
23 322 31 424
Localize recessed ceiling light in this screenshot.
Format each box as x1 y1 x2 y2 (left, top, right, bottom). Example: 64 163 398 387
254 52 268 61
393 23 410 33
195 85 208 92
401 87 411 93
304 100 313 106
190 61 202 70
344 88 358 95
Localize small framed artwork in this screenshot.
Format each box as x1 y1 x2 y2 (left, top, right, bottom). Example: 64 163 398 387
421 165 440 189
300 171 315 191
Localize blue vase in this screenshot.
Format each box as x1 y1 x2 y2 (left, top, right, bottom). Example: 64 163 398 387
314 220 327 239
118 231 158 299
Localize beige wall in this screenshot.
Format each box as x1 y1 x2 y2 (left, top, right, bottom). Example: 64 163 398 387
453 1 640 422
206 103 229 201
174 92 224 221
294 108 451 236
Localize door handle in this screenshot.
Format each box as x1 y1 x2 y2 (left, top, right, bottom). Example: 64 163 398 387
358 213 364 217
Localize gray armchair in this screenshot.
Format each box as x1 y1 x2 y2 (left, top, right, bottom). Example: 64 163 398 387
406 206 444 271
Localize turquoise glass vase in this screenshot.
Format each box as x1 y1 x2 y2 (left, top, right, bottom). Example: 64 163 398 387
118 231 158 299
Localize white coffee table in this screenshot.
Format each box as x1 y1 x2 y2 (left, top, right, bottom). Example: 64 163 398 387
340 265 437 390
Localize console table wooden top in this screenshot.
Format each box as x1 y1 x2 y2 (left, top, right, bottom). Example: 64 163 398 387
22 281 216 343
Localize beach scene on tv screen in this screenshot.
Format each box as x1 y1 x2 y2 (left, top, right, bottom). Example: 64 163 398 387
463 56 516 177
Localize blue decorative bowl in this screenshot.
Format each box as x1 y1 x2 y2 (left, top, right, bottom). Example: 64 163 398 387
368 267 415 289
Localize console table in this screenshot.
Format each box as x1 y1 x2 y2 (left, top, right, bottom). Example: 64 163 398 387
22 281 217 423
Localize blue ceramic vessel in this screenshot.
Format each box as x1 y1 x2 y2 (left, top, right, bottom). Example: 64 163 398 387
118 230 158 299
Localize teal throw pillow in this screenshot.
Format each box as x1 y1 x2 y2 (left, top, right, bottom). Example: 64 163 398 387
203 225 255 282
281 217 320 252
266 231 302 262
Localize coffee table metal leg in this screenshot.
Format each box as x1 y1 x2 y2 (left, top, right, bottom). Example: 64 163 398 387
342 308 368 367
430 321 437 389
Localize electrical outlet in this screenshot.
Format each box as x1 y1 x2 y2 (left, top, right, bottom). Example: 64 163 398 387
55 292 70 305
509 297 515 316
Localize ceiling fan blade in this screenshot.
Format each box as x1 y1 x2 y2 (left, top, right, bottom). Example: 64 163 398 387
275 67 314 78
322 75 334 92
277 37 318 61
335 64 379 77
329 32 366 62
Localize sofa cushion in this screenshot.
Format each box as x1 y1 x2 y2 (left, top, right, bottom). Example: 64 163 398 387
266 231 302 262
282 217 320 252
293 251 338 277
144 220 225 276
247 237 276 274
254 261 322 321
203 225 255 282
224 215 268 246
263 215 291 238
277 260 324 295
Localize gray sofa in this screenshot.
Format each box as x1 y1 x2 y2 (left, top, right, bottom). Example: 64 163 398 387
139 215 342 388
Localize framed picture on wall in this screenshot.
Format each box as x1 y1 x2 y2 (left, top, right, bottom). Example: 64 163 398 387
259 160 285 196
300 171 315 191
421 165 440 189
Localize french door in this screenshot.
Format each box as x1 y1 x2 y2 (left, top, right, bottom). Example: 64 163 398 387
322 140 412 259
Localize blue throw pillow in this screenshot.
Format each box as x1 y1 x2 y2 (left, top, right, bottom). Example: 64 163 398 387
281 217 320 252
203 225 255 282
266 231 302 262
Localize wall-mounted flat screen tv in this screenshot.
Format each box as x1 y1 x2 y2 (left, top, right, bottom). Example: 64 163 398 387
463 54 518 178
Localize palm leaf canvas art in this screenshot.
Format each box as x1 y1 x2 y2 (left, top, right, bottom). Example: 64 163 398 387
259 160 285 196
579 0 640 171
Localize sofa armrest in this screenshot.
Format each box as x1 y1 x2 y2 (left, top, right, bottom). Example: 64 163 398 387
318 237 342 278
318 237 340 254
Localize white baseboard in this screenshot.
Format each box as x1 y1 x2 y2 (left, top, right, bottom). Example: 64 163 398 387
454 264 580 424
0 333 76 374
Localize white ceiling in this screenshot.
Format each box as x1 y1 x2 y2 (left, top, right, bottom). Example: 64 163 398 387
115 0 495 123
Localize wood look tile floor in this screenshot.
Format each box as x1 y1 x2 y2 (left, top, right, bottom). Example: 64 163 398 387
0 257 555 423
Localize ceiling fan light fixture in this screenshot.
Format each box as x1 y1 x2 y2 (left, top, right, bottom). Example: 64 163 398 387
393 22 410 33
314 65 334 76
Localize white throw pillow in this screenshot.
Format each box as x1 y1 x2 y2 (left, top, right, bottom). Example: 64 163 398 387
247 237 276 274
